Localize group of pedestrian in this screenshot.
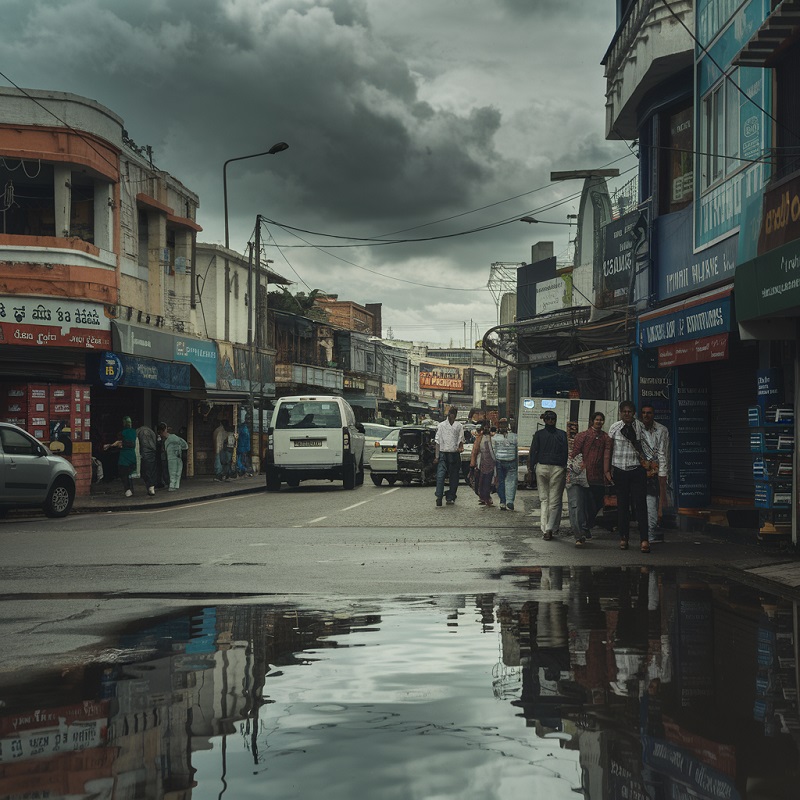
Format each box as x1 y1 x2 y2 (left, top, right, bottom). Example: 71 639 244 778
432 407 520 511
105 417 188 497
527 400 670 552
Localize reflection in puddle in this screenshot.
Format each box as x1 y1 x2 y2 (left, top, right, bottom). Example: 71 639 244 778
1 567 800 798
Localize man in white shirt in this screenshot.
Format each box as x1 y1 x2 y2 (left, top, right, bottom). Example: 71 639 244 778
434 406 464 507
640 404 670 544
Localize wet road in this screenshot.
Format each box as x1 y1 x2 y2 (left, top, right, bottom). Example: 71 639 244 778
2 483 800 797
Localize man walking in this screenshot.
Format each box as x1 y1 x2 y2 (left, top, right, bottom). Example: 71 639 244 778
640 404 670 544
434 406 464 507
526 410 568 540
137 423 158 496
568 412 610 545
604 401 650 553
493 418 519 511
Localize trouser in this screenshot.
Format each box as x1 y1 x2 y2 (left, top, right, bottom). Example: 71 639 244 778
495 459 517 506
567 484 593 535
140 451 158 489
435 452 461 501
535 464 566 533
477 469 493 504
613 466 648 542
646 494 660 538
168 455 183 489
119 464 134 492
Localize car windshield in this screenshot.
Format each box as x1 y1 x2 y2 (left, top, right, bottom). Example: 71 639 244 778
274 402 343 430
363 424 393 438
380 429 401 444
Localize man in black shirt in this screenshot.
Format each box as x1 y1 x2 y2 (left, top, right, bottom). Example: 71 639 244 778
526 411 568 540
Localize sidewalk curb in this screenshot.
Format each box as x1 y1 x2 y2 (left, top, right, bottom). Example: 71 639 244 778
72 484 264 514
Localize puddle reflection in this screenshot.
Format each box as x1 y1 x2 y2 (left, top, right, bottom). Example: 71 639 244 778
1 567 799 798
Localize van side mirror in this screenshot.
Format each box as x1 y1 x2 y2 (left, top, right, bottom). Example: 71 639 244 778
355 423 365 434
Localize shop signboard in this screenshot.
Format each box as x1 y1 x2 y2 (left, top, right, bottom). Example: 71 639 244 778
112 321 218 387
758 172 800 254
598 210 648 308
118 355 190 392
419 363 463 392
0 296 111 350
100 351 123 389
516 257 556 321
639 290 733 349
535 276 567 314
657 207 738 301
734 236 800 321
658 333 729 368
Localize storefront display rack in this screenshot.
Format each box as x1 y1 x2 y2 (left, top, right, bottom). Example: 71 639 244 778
749 406 794 539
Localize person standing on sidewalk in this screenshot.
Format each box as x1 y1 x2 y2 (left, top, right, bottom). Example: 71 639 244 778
568 412 610 545
493 417 519 511
137 423 158 497
157 423 189 491
640 404 670 544
104 416 138 498
434 406 464 507
604 401 650 553
526 410 568 540
470 420 497 506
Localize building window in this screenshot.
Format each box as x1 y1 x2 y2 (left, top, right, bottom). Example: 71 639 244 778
700 69 750 192
659 103 693 214
137 209 149 269
0 161 55 236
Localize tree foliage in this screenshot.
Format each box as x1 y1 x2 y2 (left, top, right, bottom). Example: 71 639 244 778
267 288 330 322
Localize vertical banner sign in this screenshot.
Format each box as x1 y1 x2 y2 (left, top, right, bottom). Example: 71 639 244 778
100 351 123 390
756 368 783 411
673 368 710 507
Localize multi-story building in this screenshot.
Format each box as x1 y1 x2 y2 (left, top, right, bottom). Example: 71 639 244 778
603 0 785 537
315 294 380 336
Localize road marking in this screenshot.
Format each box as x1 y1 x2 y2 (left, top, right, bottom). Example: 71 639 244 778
104 495 248 515
381 487 401 495
308 516 328 523
340 500 369 511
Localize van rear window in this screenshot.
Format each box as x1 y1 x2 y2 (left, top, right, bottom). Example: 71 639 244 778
275 402 343 430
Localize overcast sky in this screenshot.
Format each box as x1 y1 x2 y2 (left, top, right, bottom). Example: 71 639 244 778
3 0 634 345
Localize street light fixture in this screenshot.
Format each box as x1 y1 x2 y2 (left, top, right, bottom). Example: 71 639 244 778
221 141 288 472
519 215 575 226
223 141 289 248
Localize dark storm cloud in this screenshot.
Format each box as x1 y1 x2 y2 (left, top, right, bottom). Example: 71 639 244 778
1 0 630 338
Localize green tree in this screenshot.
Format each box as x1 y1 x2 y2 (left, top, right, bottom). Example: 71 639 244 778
268 288 329 322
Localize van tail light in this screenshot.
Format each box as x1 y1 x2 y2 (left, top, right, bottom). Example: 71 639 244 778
266 427 275 464
343 427 351 450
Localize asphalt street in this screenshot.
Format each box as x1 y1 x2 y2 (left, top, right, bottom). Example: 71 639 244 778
1 479 799 681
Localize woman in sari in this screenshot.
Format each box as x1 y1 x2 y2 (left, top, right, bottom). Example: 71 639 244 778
470 420 497 507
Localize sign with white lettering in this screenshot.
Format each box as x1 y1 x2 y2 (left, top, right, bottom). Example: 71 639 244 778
735 236 800 321
535 276 567 314
598 210 648 308
659 333 729 367
639 291 732 349
657 206 738 301
0 296 111 350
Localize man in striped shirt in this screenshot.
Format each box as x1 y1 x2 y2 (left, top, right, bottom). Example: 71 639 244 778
604 400 650 552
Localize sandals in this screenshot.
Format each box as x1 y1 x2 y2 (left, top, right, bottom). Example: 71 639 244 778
619 539 629 550
640 541 651 554
542 531 554 541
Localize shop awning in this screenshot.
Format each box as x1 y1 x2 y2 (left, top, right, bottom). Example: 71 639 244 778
343 394 378 410
401 401 432 413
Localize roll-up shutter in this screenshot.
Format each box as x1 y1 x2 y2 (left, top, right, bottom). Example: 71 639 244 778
709 341 758 501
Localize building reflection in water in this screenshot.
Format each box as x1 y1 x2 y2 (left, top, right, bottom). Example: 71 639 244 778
0 569 799 798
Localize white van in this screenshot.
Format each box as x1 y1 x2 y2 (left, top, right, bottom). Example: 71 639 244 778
264 395 366 491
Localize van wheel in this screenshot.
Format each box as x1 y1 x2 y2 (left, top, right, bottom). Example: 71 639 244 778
287 476 300 488
343 463 357 490
355 458 364 486
371 473 384 486
43 478 75 518
386 477 397 486
266 473 281 492
401 477 412 487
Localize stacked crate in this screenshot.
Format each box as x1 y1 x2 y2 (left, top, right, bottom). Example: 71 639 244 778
49 384 92 442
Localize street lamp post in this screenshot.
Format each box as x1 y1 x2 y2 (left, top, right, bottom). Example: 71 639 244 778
221 141 288 469
518 215 576 225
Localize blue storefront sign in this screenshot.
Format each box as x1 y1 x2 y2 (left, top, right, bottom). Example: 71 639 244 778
673 370 711 508
639 290 733 349
119 354 191 392
99 351 123 389
657 207 739 301
112 321 217 387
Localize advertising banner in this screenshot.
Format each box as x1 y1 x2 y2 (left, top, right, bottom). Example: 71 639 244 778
639 290 732 349
599 210 648 308
673 370 711 507
419 363 463 392
658 333 729 367
758 173 800 253
0 296 111 350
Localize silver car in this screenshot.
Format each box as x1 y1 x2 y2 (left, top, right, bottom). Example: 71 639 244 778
362 423 397 468
0 422 77 517
369 428 401 486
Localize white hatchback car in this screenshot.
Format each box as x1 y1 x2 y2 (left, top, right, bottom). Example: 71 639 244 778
264 395 366 491
0 422 77 517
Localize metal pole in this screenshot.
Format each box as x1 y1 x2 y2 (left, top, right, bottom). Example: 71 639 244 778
255 215 262 471
247 241 255 468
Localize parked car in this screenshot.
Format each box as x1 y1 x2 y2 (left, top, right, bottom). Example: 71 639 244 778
362 423 396 468
264 395 365 490
0 422 77 517
369 428 401 486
